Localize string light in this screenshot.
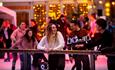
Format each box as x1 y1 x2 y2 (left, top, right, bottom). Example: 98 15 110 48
33 2 90 36
105 2 110 16
105 2 110 7
99 0 103 4
112 2 115 5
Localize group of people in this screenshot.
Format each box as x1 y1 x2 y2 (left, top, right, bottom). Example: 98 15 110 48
0 13 114 70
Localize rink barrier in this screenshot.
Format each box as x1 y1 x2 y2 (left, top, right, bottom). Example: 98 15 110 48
0 49 101 54
0 49 115 55
0 49 115 70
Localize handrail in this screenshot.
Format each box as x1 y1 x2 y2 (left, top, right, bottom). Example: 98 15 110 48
0 49 115 55
0 49 115 70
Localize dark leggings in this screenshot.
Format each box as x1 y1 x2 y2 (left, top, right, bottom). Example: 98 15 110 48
74 55 90 70
49 54 65 70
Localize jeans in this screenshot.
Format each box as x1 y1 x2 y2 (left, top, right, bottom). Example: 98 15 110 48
20 53 31 70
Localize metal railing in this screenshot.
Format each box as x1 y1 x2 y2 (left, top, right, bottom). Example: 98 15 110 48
0 49 101 54
0 49 115 70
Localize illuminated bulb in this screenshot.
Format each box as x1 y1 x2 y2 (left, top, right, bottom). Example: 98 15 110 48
34 17 37 19
42 10 44 12
93 5 96 8
37 5 39 7
112 2 115 5
33 6 35 9
34 14 37 17
80 9 83 11
58 4 60 7
99 1 103 4
87 5 92 9
105 8 110 12
40 4 42 7
35 9 37 12
62 5 65 8
45 12 46 14
39 19 41 22
49 4 53 7
106 13 110 16
105 2 110 7
72 7 74 9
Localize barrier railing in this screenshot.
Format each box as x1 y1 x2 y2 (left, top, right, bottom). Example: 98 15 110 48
0 49 101 54
0 49 115 70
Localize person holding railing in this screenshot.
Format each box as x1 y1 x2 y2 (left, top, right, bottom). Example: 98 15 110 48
68 19 90 70
37 20 65 70
0 19 13 62
85 18 113 70
10 21 27 70
12 28 38 70
29 19 48 70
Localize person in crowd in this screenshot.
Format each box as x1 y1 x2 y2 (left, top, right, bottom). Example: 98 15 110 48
57 14 69 49
68 19 90 70
83 16 90 31
46 17 52 24
78 15 85 28
12 28 38 70
10 21 27 70
0 34 5 58
85 18 113 70
0 19 13 62
37 21 65 70
30 19 39 41
88 13 97 37
29 19 48 70
10 23 17 31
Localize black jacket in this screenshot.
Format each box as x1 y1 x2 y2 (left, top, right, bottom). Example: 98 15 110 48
85 30 113 52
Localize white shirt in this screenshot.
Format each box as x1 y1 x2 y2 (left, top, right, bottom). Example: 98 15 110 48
37 31 65 50
4 28 8 39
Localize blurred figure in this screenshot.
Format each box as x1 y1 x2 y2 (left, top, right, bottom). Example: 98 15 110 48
30 19 48 70
11 21 27 70
30 19 40 41
12 29 38 70
0 34 5 58
37 21 65 70
10 23 17 31
46 17 52 24
79 15 85 28
88 13 97 37
0 19 13 62
85 18 113 70
57 14 69 49
68 20 90 70
83 16 90 31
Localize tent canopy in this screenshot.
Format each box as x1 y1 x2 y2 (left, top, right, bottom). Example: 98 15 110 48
0 6 17 26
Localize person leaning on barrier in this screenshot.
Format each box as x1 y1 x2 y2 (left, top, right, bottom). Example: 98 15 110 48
29 19 48 69
85 18 113 70
37 21 65 70
68 19 90 70
0 34 5 58
0 19 13 62
12 28 38 70
10 21 27 70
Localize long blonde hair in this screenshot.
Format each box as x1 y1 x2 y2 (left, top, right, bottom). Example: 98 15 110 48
46 23 58 43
